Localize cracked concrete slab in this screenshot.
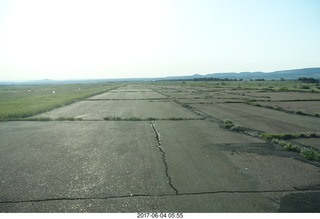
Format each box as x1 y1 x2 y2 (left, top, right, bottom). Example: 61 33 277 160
0 192 280 212
2 84 320 212
0 121 174 203
224 152 320 191
153 120 265 194
88 91 167 99
191 103 320 133
33 100 202 120
150 121 178 195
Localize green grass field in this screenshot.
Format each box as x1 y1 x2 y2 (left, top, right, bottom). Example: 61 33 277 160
0 83 123 121
1 80 319 121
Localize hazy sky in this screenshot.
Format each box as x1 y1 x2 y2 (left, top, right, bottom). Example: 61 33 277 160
0 0 319 80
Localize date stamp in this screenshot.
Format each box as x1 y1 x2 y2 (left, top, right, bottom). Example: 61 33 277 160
137 213 183 218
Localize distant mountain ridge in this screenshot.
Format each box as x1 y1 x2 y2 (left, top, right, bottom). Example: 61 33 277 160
166 68 320 80
1 67 320 85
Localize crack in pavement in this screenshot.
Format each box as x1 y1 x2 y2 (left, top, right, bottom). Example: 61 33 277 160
149 121 179 195
1 189 319 204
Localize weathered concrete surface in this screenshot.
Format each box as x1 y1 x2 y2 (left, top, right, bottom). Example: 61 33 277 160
1 85 319 212
191 103 320 133
256 101 320 115
34 100 202 120
89 90 167 99
0 121 174 201
153 120 320 192
0 120 279 213
0 193 279 212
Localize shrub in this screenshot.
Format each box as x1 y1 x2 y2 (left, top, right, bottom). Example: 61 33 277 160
281 141 300 152
222 119 242 131
300 148 320 161
223 119 234 129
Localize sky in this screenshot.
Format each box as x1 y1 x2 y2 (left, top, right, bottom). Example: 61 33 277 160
0 0 319 81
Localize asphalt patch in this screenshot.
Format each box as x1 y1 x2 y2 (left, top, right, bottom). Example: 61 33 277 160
277 192 320 212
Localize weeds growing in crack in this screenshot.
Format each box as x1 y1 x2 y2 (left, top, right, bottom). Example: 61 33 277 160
260 132 319 140
270 139 320 161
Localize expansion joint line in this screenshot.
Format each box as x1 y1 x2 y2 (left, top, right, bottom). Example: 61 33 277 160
149 121 179 195
2 188 320 204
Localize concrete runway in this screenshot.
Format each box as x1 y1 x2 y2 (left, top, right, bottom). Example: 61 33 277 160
0 85 319 212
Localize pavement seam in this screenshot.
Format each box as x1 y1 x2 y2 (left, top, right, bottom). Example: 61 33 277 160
148 87 208 119
1 189 319 204
85 98 169 101
149 121 179 195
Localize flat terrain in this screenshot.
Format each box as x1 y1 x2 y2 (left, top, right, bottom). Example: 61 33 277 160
34 100 201 120
89 88 167 100
0 82 319 212
256 101 320 116
191 103 320 133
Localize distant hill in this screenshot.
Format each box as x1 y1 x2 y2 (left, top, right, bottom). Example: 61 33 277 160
165 68 320 81
1 67 320 85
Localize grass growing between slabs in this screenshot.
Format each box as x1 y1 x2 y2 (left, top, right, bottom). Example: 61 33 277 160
260 132 320 140
272 139 320 161
0 83 123 121
259 132 320 161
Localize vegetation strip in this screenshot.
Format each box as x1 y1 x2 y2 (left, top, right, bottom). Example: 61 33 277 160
247 102 320 117
260 132 320 140
221 119 320 161
259 132 320 161
270 139 320 161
